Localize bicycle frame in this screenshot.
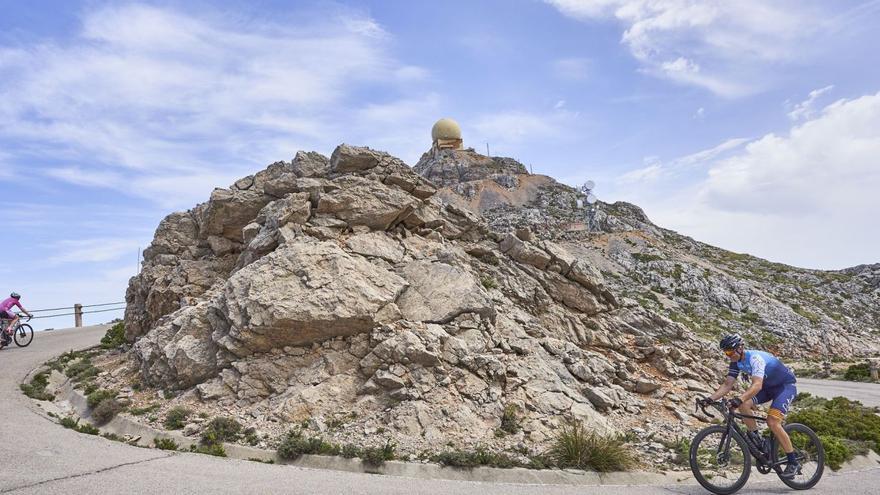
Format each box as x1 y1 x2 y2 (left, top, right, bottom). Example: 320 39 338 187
703 401 788 472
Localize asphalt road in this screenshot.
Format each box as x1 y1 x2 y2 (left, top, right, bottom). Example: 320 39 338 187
2 326 879 494
797 378 880 407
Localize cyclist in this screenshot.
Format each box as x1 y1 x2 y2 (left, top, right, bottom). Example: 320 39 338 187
698 333 800 479
1 292 31 348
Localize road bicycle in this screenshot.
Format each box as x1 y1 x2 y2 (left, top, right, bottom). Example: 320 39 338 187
690 398 824 494
0 313 33 348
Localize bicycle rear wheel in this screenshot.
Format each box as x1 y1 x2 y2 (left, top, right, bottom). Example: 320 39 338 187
689 425 752 495
14 324 33 347
769 423 824 489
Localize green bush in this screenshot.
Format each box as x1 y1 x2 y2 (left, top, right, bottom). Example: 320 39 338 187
480 276 498 290
277 430 338 460
661 436 691 466
788 396 880 454
361 440 396 466
190 443 226 457
431 447 519 469
164 407 192 430
65 359 99 382
86 389 117 409
129 404 160 416
100 322 126 349
154 437 179 451
819 435 852 470
59 416 79 429
77 422 100 435
20 372 54 401
91 398 123 425
548 422 635 472
200 417 242 445
843 363 872 382
499 404 521 435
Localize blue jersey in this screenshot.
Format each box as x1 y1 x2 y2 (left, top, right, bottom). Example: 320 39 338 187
727 350 796 387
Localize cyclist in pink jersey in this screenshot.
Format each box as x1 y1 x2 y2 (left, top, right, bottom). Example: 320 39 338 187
1 292 32 348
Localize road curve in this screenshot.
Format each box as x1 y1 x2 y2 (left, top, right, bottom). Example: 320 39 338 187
2 327 879 494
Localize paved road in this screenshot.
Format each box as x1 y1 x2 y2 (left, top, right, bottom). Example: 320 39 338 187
797 378 880 407
2 327 879 494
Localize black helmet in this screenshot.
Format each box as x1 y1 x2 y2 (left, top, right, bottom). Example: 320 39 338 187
10 292 20 299
720 334 744 350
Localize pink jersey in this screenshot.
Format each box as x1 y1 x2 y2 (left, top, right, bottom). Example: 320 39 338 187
0 297 23 313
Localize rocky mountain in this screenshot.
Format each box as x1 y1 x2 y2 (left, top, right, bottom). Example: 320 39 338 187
118 144 879 459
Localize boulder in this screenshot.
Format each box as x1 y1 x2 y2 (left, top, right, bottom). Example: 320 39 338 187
395 261 495 324
316 176 419 230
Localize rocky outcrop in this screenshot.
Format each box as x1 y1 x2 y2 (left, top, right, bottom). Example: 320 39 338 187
119 142 877 460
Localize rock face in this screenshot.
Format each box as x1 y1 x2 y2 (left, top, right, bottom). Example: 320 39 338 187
122 142 878 458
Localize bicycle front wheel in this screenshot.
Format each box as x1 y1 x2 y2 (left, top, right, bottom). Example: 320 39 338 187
14 324 33 347
689 425 751 495
769 423 824 490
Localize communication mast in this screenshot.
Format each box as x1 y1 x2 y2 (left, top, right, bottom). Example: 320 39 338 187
578 180 598 231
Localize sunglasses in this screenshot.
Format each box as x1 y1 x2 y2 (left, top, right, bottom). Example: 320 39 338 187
723 349 738 357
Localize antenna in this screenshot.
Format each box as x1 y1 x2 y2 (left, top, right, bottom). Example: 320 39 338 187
486 143 490 157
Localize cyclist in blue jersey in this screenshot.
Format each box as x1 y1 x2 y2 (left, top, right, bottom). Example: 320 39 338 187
698 334 800 479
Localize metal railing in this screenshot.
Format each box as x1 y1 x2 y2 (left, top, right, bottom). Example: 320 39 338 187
25 301 126 328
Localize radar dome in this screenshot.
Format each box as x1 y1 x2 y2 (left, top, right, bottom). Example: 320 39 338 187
431 118 462 142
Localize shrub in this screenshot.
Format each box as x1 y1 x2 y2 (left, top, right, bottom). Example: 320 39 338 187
277 430 338 460
77 422 100 435
361 440 396 466
480 276 498 290
843 363 872 382
200 417 242 445
788 396 880 455
91 398 123 425
86 389 117 409
190 443 226 457
20 372 54 401
65 360 99 382
819 435 852 470
129 404 160 416
100 322 126 349
431 447 519 469
154 437 179 451
548 422 635 472
59 416 79 429
499 404 520 435
164 407 192 430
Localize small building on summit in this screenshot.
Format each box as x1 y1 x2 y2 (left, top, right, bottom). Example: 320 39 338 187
431 118 463 151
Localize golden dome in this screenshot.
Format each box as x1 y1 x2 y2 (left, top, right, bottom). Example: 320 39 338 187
431 118 462 142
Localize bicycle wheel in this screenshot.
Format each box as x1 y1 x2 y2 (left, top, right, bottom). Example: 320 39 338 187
769 423 824 490
14 324 33 347
690 425 752 495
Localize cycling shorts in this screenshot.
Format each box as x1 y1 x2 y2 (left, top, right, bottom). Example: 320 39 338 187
0 311 15 320
752 382 797 419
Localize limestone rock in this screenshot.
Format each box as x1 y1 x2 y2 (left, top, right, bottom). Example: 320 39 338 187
395 261 495 324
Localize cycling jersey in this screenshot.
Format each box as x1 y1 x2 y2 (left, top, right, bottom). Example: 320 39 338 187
0 297 23 316
727 349 796 387
728 349 797 418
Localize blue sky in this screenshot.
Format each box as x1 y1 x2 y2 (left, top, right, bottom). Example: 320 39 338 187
1 0 879 329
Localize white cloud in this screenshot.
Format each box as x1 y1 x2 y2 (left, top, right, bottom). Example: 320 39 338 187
546 0 819 96
552 57 592 81
611 91 880 269
48 237 143 264
787 85 834 121
616 137 749 184
0 4 428 209
694 107 705 119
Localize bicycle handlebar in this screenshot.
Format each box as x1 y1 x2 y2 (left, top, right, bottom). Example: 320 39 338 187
695 398 730 418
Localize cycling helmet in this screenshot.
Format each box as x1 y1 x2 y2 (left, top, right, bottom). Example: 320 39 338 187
719 333 744 350
10 292 20 299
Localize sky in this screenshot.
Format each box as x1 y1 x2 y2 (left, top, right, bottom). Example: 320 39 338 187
1 0 879 329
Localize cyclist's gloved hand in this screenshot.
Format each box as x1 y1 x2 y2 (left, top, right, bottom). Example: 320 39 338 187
728 397 743 409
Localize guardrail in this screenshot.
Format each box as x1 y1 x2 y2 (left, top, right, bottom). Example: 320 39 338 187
27 301 126 327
